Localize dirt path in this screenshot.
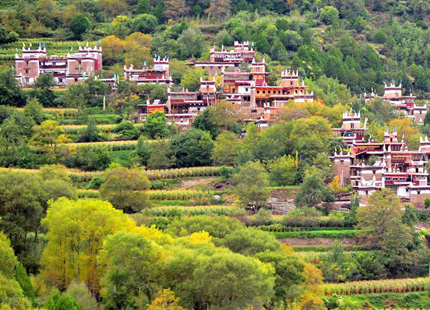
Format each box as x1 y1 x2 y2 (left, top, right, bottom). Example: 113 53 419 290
179 177 218 189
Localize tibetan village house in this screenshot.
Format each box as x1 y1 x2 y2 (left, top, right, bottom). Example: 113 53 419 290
15 44 102 86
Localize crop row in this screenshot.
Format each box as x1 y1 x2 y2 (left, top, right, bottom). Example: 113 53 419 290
146 166 227 180
148 190 215 200
63 124 144 134
14 107 78 117
148 206 239 217
0 166 226 183
67 140 140 151
322 278 430 296
272 230 360 239
77 189 215 201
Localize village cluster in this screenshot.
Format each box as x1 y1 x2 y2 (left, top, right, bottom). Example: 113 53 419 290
14 41 430 206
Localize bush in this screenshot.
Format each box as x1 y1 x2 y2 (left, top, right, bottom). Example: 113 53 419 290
219 166 234 180
113 121 140 140
132 14 158 33
320 6 339 25
281 209 347 228
85 175 104 190
374 30 387 44
70 14 91 39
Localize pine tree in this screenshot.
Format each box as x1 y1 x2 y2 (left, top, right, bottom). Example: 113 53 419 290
15 263 35 304
136 0 152 14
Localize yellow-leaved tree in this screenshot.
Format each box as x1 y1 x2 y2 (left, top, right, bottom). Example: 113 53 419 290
148 289 185 310
29 120 70 162
40 198 136 293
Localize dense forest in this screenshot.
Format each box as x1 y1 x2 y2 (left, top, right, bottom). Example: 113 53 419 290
2 0 430 309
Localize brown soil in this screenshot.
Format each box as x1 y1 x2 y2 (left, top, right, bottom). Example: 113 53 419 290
179 177 218 189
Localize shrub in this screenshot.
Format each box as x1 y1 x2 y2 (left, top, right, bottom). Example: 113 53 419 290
374 30 387 44
320 6 339 25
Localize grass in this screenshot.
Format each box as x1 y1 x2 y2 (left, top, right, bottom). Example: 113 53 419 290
110 150 134 166
272 229 360 239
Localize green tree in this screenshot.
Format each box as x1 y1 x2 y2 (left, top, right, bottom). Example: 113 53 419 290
147 140 176 169
181 68 208 92
70 13 91 39
192 109 218 137
294 172 335 208
0 67 26 107
113 120 140 140
356 189 403 249
79 117 99 142
256 250 307 303
193 252 275 310
374 30 387 44
233 161 270 211
100 167 151 213
136 0 152 14
192 4 203 16
177 26 206 59
32 73 56 107
171 129 214 167
268 155 297 186
0 233 31 309
132 13 158 33
46 290 80 310
24 97 45 125
0 172 47 272
134 136 152 166
99 231 162 308
144 111 170 139
0 232 18 277
320 6 339 25
402 204 419 227
211 131 239 166
14 263 35 304
222 228 282 256
0 113 37 168
110 80 140 119
59 82 91 111
39 164 76 201
70 146 111 171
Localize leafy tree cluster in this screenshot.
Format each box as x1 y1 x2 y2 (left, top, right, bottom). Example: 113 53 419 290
39 197 325 309
0 166 75 272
